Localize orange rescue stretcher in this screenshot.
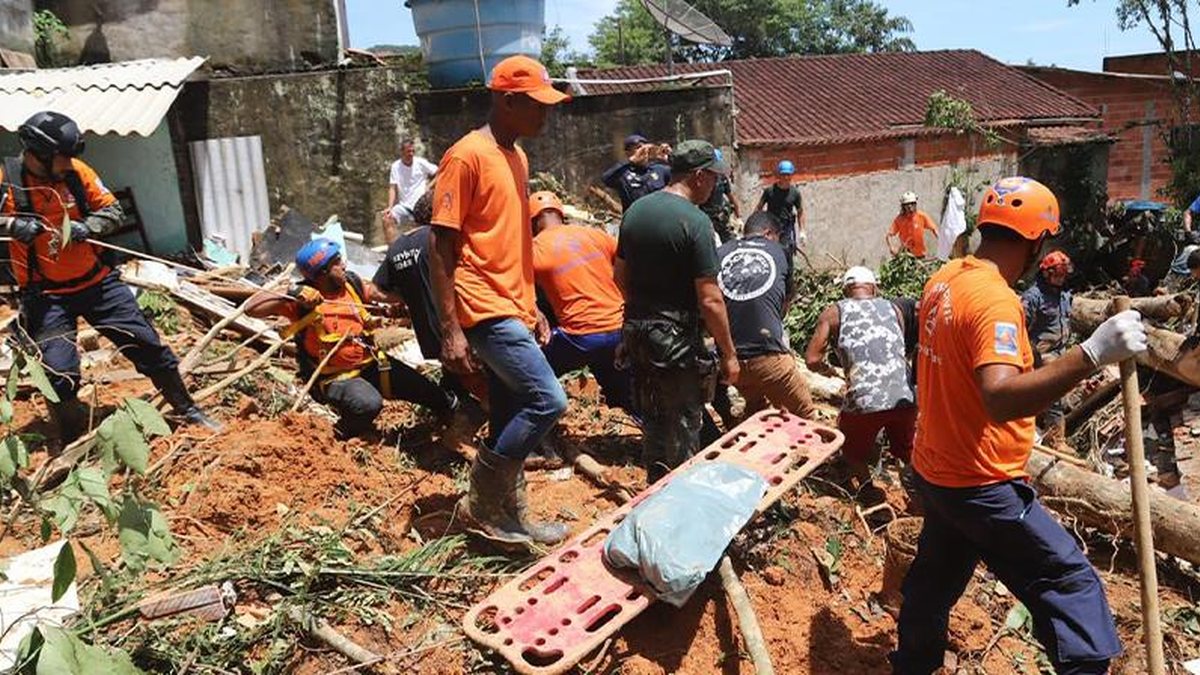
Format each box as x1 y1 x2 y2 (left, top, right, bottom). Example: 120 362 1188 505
462 409 845 674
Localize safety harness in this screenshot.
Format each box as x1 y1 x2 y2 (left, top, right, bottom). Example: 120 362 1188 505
279 271 392 397
1 156 106 292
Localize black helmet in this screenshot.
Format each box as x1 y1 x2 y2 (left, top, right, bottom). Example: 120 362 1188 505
18 111 85 159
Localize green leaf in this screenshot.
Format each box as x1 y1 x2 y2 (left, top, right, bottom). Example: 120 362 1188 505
1005 602 1031 632
41 472 87 534
117 496 178 571
6 363 18 401
0 435 23 480
22 358 59 404
97 411 149 475
76 467 115 521
122 398 170 438
34 625 141 675
14 625 43 674
79 541 113 595
0 399 12 425
39 516 51 542
51 542 75 603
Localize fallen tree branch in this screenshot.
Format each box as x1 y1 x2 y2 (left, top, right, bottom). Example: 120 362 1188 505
718 556 775 675
286 606 382 666
1029 449 1200 566
1071 293 1192 329
291 333 350 412
179 263 294 377
193 338 289 404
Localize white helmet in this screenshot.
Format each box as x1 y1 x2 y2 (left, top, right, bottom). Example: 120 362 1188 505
900 191 918 204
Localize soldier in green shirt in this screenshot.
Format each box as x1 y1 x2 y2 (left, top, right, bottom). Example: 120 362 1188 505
615 140 741 483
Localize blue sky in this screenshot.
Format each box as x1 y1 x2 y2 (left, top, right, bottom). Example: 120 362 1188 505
346 0 1163 70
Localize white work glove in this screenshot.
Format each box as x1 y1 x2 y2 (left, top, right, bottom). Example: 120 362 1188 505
1080 309 1147 367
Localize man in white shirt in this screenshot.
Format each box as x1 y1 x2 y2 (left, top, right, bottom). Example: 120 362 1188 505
383 139 437 241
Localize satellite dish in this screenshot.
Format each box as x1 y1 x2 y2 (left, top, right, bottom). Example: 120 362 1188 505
639 0 733 47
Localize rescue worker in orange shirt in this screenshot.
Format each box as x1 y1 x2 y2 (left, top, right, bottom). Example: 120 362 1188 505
245 238 461 439
429 56 572 547
530 191 633 414
891 177 1145 674
887 191 937 258
1 111 219 438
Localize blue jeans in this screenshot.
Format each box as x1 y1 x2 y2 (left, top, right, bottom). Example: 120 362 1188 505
542 328 633 414
892 472 1120 675
466 318 568 460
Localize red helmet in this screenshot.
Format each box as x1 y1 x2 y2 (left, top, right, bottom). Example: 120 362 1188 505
978 177 1060 240
1039 250 1072 272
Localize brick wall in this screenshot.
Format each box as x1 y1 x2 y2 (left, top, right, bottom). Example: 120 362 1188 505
1022 66 1182 202
750 130 1005 183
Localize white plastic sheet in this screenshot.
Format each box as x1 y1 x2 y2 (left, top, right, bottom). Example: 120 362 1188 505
603 462 766 606
938 186 967 260
0 541 80 670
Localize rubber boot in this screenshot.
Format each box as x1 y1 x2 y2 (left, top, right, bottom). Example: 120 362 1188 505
49 398 89 444
459 444 531 545
152 369 223 432
512 468 568 546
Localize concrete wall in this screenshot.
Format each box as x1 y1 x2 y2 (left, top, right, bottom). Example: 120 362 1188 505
176 67 416 244
176 68 735 246
737 145 1016 268
35 0 340 72
0 0 33 55
414 86 736 200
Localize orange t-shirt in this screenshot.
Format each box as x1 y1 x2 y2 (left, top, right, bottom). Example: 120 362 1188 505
889 210 937 257
532 224 624 334
431 130 536 330
0 158 116 292
280 282 373 374
913 256 1036 488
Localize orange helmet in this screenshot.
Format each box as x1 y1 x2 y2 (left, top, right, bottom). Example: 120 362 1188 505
1039 250 1072 272
529 191 564 220
977 177 1060 240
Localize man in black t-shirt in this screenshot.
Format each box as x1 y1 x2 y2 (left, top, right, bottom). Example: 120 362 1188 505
602 133 672 211
616 140 740 482
372 192 487 406
700 173 740 244
755 160 805 256
717 212 813 418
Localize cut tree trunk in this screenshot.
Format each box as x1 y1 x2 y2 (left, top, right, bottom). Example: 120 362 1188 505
1028 450 1200 567
1070 296 1200 388
1071 294 1193 332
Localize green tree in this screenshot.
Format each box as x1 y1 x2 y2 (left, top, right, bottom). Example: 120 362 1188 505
541 25 592 76
588 0 915 66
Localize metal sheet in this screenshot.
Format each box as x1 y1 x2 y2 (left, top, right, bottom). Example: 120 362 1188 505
0 57 205 137
189 136 271 264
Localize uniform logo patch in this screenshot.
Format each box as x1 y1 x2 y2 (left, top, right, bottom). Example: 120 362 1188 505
718 247 777 302
994 322 1019 356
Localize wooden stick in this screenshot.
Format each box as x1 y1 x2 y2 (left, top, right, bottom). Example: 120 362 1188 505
192 338 289 403
285 606 382 665
178 263 294 376
718 556 775 675
1114 295 1165 675
1031 443 1088 468
290 333 350 412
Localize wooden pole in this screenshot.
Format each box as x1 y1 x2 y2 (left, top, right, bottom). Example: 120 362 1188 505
718 556 775 675
1113 295 1165 675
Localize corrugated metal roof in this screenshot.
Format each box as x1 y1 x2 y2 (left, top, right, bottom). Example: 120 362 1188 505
0 57 206 137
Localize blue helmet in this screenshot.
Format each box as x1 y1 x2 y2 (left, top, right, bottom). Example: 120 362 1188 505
776 160 795 176
296 238 341 281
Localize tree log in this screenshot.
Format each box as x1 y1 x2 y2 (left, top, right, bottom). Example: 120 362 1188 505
1028 450 1200 567
1069 295 1200 388
1070 294 1192 333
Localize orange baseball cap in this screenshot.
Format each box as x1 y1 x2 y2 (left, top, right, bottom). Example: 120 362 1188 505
529 191 564 219
488 55 571 105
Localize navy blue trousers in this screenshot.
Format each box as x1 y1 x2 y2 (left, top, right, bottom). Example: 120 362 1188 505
542 328 634 415
892 472 1121 675
22 272 179 400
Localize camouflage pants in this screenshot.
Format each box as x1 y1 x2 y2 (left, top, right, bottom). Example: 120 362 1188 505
632 364 711 484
